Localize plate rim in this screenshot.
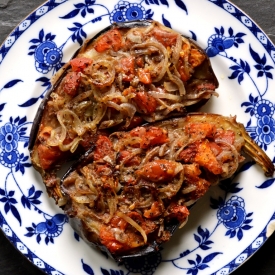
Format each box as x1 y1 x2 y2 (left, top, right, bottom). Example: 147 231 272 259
0 1 275 274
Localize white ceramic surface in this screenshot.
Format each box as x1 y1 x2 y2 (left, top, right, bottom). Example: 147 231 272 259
0 1 275 274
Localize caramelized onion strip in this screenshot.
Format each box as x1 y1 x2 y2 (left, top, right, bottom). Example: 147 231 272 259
117 211 147 244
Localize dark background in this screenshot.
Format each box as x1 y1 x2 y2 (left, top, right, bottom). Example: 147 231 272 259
0 0 274 274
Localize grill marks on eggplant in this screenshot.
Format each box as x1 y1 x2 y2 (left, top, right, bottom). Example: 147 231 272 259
60 113 274 260
29 20 219 202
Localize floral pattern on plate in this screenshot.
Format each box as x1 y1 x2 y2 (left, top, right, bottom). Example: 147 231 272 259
0 0 275 274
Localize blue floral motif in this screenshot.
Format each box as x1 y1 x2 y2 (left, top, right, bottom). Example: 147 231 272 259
211 180 253 241
60 0 95 19
82 259 94 275
241 95 275 149
254 99 275 118
0 112 34 225
0 79 23 93
207 25 275 180
0 116 31 173
29 29 63 74
0 122 19 152
21 185 43 210
0 188 21 225
206 27 245 57
110 1 146 23
249 45 274 79
256 115 275 145
186 253 222 275
25 214 68 245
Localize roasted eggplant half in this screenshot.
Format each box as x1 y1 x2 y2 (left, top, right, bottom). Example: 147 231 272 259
29 20 219 203
60 113 274 262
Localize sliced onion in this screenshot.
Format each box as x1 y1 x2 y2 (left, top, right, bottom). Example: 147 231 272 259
59 137 82 153
215 140 239 179
158 169 184 199
178 216 188 229
73 195 92 204
120 103 136 127
184 199 197 207
167 67 186 95
106 101 136 128
99 119 124 129
148 91 183 101
47 109 85 151
139 146 160 167
86 59 115 88
107 194 117 222
84 103 107 130
120 148 142 167
117 211 147 244
47 126 65 147
58 109 85 136
126 29 142 43
65 90 93 109
131 39 168 82
182 185 197 194
164 81 179 92
171 34 182 66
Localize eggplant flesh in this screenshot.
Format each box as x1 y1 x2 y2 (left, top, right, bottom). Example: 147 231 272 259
28 20 219 203
60 113 274 262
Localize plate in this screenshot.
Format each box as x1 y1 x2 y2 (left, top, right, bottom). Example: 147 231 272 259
0 0 275 274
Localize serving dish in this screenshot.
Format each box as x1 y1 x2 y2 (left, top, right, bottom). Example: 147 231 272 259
0 0 275 274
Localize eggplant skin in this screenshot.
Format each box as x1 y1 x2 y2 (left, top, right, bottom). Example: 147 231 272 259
29 20 219 204
60 113 274 262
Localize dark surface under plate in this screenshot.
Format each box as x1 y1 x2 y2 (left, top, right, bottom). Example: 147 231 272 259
0 0 275 274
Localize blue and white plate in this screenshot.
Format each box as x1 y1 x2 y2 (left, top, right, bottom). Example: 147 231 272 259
0 0 275 274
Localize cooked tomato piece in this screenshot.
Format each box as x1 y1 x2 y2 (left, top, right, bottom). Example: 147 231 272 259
178 143 198 163
189 49 205 68
183 163 201 179
143 201 164 219
117 57 135 82
177 58 191 82
63 71 81 96
136 56 145 68
38 126 52 144
93 135 114 161
110 216 128 230
37 144 62 170
125 116 144 130
130 126 169 149
136 159 182 182
99 225 125 253
151 28 178 47
209 142 223 156
128 212 156 234
143 127 169 147
134 92 157 114
214 129 235 145
194 140 223 175
183 164 211 200
137 68 152 84
117 150 141 167
70 57 93 72
94 29 122 52
166 203 189 223
185 122 216 140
